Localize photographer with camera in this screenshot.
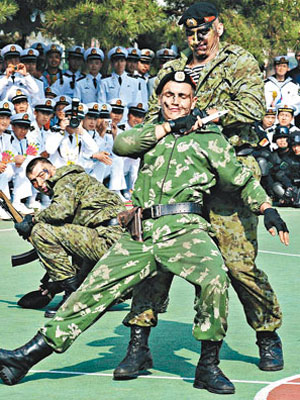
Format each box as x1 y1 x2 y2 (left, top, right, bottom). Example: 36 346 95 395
45 98 98 169
0 44 40 103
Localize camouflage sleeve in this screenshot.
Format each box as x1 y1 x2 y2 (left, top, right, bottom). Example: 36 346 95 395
113 123 158 158
34 176 79 224
214 48 266 127
207 134 270 213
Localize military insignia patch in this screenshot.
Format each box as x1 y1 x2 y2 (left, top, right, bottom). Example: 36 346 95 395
174 71 185 82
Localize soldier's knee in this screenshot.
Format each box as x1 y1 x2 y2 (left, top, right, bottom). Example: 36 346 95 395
31 222 47 245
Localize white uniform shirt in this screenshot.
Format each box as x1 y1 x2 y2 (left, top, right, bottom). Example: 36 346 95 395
264 76 300 115
73 73 102 103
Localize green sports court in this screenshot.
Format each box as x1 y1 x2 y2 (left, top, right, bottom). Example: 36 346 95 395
0 207 299 400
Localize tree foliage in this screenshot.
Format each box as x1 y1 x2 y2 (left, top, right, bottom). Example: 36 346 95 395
1 0 300 66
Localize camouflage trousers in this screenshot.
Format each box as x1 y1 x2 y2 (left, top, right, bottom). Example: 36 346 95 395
124 156 282 332
31 223 122 282
40 215 229 353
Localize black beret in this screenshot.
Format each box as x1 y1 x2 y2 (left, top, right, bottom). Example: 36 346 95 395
178 2 218 28
156 71 196 95
272 125 289 142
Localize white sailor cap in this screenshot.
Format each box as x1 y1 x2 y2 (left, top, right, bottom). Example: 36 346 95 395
84 47 104 61
45 86 60 98
108 46 128 60
1 44 22 59
140 49 155 62
276 103 297 114
9 88 29 104
86 102 101 118
127 48 141 60
20 48 39 62
68 46 85 58
53 95 72 108
109 98 126 113
0 100 14 116
99 103 112 118
33 98 55 113
274 55 289 65
45 44 63 56
64 102 88 119
11 112 32 126
156 48 178 60
31 42 47 55
127 102 148 116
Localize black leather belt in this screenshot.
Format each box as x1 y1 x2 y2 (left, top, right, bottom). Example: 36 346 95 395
102 217 119 226
142 202 202 220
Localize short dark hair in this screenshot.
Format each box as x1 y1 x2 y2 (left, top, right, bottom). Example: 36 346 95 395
26 157 53 176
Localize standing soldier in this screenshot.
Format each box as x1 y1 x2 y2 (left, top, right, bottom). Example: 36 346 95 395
74 47 104 104
42 44 64 88
117 1 285 379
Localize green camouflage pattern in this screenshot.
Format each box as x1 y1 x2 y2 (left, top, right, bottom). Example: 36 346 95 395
39 123 274 352
146 42 266 147
31 223 123 281
206 155 282 331
32 165 124 281
41 222 229 352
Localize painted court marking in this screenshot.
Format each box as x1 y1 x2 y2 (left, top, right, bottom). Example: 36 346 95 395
254 375 300 400
30 369 300 387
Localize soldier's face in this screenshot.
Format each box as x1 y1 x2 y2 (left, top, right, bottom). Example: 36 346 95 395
27 163 55 195
159 81 197 121
277 111 293 126
0 115 10 132
128 112 144 127
34 110 52 128
14 100 28 114
186 20 223 60
83 116 97 130
276 137 289 148
68 56 83 72
110 111 123 124
137 60 150 75
262 114 276 129
87 59 102 75
47 52 61 68
12 124 29 140
292 144 300 155
112 57 126 75
23 61 37 75
275 63 288 79
126 59 138 73
55 104 66 120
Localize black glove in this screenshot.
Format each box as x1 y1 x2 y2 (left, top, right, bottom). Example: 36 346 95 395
168 108 207 134
264 208 289 234
14 214 34 240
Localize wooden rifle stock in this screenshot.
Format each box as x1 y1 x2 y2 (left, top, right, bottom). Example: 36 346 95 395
0 190 39 267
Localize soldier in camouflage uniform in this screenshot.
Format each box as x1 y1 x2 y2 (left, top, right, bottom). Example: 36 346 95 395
15 157 124 317
0 72 288 395
119 1 285 376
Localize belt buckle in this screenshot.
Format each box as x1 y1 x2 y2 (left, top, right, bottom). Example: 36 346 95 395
151 204 162 219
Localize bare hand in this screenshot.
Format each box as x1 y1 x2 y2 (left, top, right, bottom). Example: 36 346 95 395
14 154 26 167
0 162 7 173
93 151 112 165
96 119 109 137
16 63 27 76
40 151 49 158
59 117 69 131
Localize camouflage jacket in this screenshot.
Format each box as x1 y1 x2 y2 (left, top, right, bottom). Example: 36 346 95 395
113 122 270 215
34 165 125 232
147 42 266 148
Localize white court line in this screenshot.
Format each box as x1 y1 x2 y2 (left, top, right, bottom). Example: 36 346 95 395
258 250 300 257
0 228 14 232
254 374 300 400
30 369 300 385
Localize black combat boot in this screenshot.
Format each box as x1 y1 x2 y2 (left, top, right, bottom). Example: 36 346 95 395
113 326 153 380
0 333 53 385
256 331 284 371
193 340 235 394
44 275 79 318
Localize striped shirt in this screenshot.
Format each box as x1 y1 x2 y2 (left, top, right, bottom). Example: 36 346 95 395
184 65 204 86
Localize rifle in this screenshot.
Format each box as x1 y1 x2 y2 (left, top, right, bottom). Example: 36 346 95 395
0 190 39 267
